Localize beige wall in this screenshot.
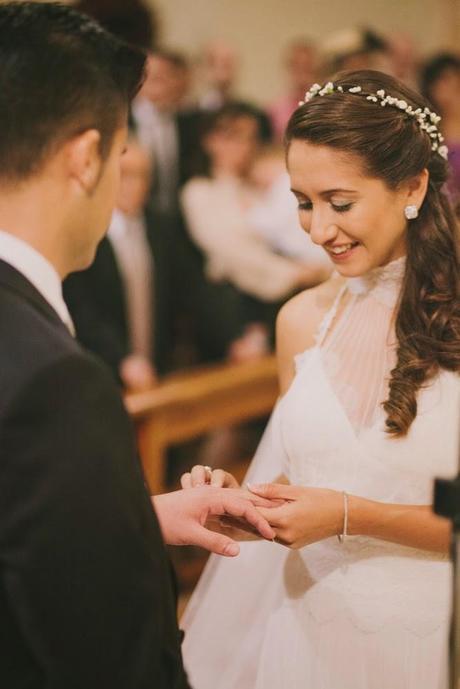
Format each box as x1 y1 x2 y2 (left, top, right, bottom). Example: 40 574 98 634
5 0 457 103
149 0 458 104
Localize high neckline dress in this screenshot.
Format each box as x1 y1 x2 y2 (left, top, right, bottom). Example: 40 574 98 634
182 258 459 689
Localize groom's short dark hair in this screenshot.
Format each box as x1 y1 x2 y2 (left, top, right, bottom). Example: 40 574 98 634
0 2 146 183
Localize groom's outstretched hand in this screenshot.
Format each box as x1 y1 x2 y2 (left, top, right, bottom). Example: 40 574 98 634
152 487 277 556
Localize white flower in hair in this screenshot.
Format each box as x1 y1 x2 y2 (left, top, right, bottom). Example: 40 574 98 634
297 80 448 160
303 83 321 102
320 81 334 95
437 145 449 159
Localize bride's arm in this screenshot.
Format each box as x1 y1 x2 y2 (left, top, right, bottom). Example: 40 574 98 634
348 494 451 553
249 483 452 554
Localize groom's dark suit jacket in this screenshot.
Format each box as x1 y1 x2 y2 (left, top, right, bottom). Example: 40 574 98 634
0 259 190 689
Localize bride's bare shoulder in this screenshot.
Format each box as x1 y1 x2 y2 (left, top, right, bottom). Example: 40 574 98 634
276 274 344 394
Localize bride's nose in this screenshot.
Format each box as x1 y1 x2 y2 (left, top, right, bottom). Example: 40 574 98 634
309 208 339 246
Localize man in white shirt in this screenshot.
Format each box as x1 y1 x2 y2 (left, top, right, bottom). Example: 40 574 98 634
132 51 187 214
64 139 158 390
132 50 206 368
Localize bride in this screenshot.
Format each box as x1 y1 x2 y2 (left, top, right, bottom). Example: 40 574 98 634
180 70 460 689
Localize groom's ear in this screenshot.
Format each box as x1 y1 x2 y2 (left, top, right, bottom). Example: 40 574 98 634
64 129 103 195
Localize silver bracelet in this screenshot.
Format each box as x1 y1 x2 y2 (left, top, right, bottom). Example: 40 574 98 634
337 491 349 544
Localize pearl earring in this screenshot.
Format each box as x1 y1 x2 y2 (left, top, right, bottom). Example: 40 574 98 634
404 204 418 220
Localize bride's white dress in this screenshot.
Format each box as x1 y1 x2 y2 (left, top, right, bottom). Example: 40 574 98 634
182 258 459 689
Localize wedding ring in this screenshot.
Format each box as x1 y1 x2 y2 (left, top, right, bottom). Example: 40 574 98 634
203 465 213 483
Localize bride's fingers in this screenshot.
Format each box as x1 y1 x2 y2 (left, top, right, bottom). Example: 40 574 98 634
218 496 275 541
180 472 192 489
253 505 286 527
190 464 210 486
210 469 226 487
182 467 238 489
273 534 290 548
219 515 261 536
247 482 299 501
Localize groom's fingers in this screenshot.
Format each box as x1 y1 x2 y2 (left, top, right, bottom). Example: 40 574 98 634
219 515 261 537
189 524 241 557
210 469 239 488
218 496 275 540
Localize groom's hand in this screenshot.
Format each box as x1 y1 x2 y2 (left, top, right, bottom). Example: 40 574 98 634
152 487 276 556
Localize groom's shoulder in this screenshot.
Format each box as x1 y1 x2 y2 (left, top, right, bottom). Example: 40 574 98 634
0 288 114 419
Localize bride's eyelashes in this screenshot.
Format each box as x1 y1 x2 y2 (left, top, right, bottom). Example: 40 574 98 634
297 200 354 213
332 202 354 213
297 200 312 211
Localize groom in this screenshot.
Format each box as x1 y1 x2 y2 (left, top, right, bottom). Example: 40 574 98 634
0 4 274 688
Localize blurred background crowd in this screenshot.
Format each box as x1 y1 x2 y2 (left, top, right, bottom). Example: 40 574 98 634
60 0 460 395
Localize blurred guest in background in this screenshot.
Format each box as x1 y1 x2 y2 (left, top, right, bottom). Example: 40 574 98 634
387 31 420 89
269 40 319 141
181 103 326 363
421 53 460 209
198 40 240 111
74 0 157 50
321 26 393 76
196 40 273 143
132 49 205 370
248 146 333 277
64 139 158 391
132 50 188 215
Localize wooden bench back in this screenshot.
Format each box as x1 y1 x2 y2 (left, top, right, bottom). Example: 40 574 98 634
125 356 279 495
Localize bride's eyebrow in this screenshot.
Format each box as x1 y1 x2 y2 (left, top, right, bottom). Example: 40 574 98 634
290 187 357 197
320 188 357 196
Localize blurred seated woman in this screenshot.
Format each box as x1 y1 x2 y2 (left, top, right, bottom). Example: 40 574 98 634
247 145 333 269
181 102 328 363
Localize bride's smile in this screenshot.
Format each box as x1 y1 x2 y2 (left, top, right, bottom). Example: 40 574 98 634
287 140 428 276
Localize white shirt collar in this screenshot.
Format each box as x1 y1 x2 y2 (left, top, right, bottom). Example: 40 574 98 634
0 230 75 335
132 96 172 123
108 209 145 241
107 208 127 239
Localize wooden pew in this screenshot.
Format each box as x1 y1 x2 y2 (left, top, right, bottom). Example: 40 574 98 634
125 355 279 495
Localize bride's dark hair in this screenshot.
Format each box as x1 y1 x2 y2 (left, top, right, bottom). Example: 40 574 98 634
285 70 460 436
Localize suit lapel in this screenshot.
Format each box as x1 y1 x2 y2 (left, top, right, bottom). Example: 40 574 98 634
0 259 69 334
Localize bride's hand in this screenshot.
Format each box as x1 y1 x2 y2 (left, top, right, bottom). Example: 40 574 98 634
181 464 240 489
248 483 343 549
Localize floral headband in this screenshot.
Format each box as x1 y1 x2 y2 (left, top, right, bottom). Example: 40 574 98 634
298 81 448 160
